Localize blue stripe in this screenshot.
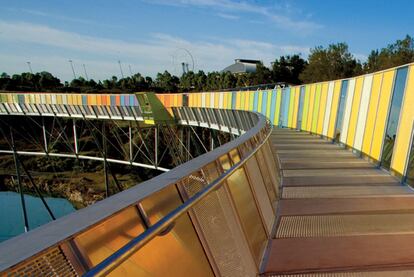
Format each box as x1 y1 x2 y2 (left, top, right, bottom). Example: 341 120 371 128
282 88 291 126
232 91 237 109
262 90 268 116
18 95 25 104
253 91 258 112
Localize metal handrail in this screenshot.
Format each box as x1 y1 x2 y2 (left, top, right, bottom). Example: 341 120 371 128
84 118 272 276
0 108 267 274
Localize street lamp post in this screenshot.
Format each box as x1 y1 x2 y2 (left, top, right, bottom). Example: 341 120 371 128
83 64 89 80
118 60 124 79
26 62 33 74
128 65 133 76
68 60 76 79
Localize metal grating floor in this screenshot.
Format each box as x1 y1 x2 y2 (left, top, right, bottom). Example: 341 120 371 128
282 185 413 199
263 129 414 276
276 213 414 238
269 271 414 276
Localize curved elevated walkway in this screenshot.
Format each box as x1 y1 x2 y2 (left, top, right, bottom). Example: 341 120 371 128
263 129 414 276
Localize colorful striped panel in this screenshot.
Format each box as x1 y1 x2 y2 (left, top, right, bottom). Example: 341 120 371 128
354 75 373 151
392 65 414 174
346 77 364 146
370 70 395 160
340 79 356 143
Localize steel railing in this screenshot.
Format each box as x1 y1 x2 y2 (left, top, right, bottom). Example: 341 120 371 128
0 107 279 277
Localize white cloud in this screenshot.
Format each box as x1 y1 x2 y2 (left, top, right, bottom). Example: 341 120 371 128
216 13 239 20
0 20 310 81
144 0 322 32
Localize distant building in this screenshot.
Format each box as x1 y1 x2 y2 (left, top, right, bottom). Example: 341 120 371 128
222 59 261 74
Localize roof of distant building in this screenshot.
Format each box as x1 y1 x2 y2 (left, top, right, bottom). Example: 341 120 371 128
222 59 262 74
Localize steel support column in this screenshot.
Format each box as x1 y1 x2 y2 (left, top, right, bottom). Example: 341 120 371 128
11 130 29 233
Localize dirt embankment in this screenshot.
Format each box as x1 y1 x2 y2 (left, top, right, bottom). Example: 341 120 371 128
0 170 143 209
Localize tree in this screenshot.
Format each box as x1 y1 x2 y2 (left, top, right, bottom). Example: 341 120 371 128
155 71 180 92
299 43 362 83
364 35 414 72
271 55 307 84
251 63 272 85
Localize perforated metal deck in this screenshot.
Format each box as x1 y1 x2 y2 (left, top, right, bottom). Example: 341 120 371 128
263 129 414 276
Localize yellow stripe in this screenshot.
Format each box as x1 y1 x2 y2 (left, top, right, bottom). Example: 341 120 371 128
287 88 295 128
235 92 240 109
245 91 250 110
192 94 196 107
240 92 245 110
317 83 329 134
391 65 414 174
188 94 193 107
249 92 254 111
311 84 321 133
222 93 227 108
327 81 342 138
361 73 383 155
370 70 395 160
307 84 316 132
205 93 210 108
198 93 202 107
67 95 72 105
301 85 310 130
274 89 282 125
266 91 272 119
346 77 364 146
214 93 219 108
174 94 178 106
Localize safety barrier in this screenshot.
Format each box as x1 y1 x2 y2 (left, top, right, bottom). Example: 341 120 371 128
0 107 279 276
158 62 414 184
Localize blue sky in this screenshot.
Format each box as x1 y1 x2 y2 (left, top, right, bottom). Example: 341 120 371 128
1 0 413 81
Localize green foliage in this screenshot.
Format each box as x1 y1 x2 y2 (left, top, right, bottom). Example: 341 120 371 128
272 55 308 84
155 71 180 92
299 43 362 83
0 71 62 91
364 35 414 72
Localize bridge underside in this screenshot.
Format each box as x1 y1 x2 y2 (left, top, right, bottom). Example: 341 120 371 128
264 129 414 276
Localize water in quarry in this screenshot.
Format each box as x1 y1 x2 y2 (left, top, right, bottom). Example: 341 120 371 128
0 191 75 242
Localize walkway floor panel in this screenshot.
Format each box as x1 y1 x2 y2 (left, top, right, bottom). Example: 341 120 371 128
282 185 413 199
283 168 389 177
282 175 399 187
276 213 414 238
265 235 414 274
281 160 375 170
278 198 414 216
264 129 414 276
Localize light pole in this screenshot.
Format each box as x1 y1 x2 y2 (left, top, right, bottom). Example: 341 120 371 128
68 60 76 79
118 60 124 79
83 64 89 80
128 64 133 76
26 62 33 74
